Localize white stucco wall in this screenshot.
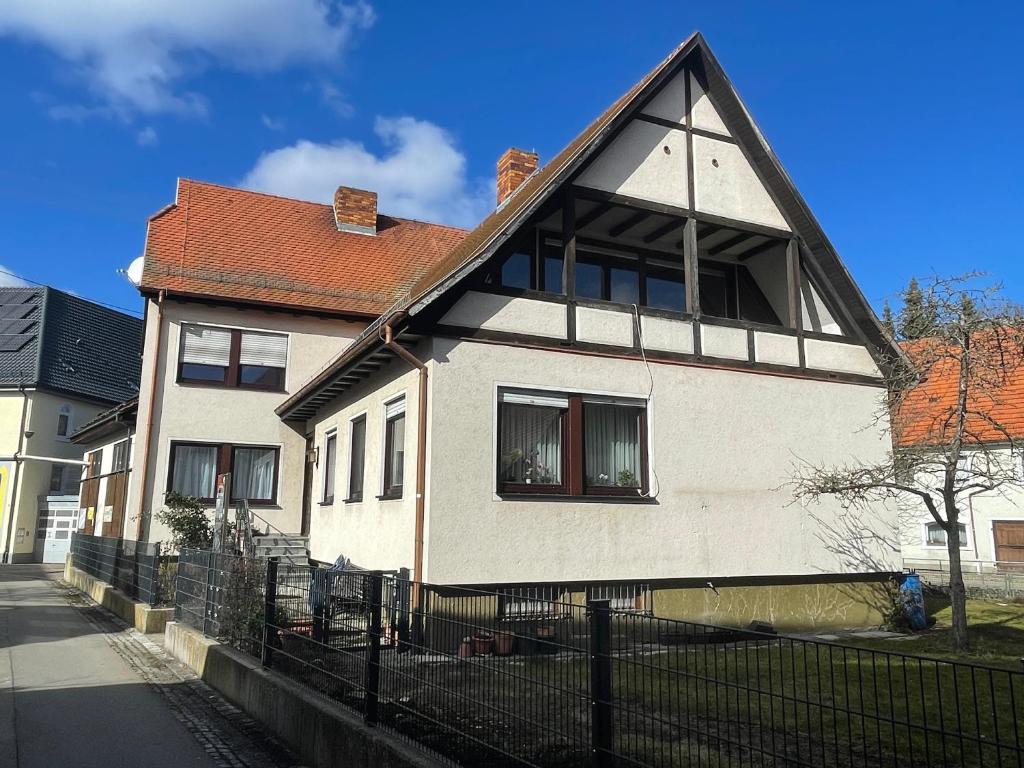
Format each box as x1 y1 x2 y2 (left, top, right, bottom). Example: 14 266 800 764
575 306 634 347
640 316 695 354
804 338 881 377
425 339 899 585
692 136 789 231
689 72 731 136
701 324 748 361
303 347 426 571
753 331 800 367
575 120 689 208
127 299 364 543
440 292 566 339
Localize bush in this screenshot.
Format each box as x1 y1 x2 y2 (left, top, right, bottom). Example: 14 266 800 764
156 492 212 551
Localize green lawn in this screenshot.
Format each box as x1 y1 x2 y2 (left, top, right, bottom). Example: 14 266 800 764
848 595 1024 669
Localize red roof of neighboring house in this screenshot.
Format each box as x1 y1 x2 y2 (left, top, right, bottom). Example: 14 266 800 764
141 179 467 317
895 337 1024 448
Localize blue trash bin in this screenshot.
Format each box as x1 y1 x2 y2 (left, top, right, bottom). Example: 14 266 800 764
899 572 928 631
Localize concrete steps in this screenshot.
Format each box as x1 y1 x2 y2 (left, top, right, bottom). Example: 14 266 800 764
251 535 309 565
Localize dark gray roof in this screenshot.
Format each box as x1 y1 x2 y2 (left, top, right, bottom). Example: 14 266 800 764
70 396 138 444
0 286 142 404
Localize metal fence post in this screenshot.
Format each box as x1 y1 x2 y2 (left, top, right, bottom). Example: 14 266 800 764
203 550 216 636
364 571 384 726
589 599 614 768
261 557 279 668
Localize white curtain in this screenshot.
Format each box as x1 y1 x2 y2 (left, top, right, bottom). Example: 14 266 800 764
232 447 276 500
500 404 562 484
172 445 217 498
584 404 640 487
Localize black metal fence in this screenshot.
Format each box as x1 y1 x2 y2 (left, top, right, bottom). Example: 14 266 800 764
70 532 175 606
173 548 1024 768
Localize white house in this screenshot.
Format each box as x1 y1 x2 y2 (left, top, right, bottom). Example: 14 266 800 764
276 34 902 629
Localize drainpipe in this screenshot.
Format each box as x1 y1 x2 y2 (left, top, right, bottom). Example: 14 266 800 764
1 384 30 563
383 320 428 602
134 289 166 542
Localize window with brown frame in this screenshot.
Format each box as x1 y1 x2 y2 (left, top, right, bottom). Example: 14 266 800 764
381 399 405 499
497 389 648 497
347 415 366 502
167 440 279 505
178 324 287 391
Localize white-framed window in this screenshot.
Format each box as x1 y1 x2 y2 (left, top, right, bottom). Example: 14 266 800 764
56 404 73 439
347 413 367 502
381 396 406 498
322 430 337 504
497 586 567 620
924 522 969 548
586 583 651 613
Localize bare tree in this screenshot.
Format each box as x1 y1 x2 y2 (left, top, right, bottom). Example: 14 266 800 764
792 274 1024 651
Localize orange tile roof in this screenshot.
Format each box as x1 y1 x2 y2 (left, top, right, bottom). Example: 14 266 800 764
141 179 467 317
895 337 1024 447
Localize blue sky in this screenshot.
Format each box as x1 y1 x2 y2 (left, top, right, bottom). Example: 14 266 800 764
0 2 1020 318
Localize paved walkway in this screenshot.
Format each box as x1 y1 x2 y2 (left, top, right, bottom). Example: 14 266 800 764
0 565 298 768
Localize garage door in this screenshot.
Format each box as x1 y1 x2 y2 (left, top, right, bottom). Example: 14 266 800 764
994 522 1024 571
36 504 78 563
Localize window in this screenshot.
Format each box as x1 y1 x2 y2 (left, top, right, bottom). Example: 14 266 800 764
348 415 366 502
587 583 651 613
497 586 566 620
168 441 279 504
498 389 647 497
698 261 781 325
49 465 79 495
178 324 287 391
112 439 130 472
56 404 72 438
500 250 532 290
322 431 337 504
925 522 968 548
382 399 406 498
490 237 565 295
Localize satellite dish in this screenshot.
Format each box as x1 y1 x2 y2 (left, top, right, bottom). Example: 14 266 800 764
124 255 144 286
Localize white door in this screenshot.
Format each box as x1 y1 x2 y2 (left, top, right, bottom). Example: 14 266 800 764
36 503 77 563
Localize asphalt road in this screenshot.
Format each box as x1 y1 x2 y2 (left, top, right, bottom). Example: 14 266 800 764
0 564 220 768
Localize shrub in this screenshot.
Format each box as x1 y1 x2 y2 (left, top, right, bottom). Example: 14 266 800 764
156 492 212 551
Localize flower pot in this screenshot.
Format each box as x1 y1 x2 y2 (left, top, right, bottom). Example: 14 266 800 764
457 637 474 658
493 632 515 656
534 625 559 655
472 631 494 656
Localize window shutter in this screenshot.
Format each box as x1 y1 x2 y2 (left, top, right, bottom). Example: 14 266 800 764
500 391 569 409
239 332 288 368
385 398 406 419
181 325 231 366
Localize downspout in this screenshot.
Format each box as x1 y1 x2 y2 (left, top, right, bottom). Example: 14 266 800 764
1 384 30 563
383 320 428 601
134 289 166 542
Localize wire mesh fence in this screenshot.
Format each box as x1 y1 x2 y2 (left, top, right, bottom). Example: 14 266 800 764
173 548 1024 768
70 532 175 606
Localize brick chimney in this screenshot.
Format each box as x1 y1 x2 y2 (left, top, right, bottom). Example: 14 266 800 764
333 186 377 235
496 148 539 207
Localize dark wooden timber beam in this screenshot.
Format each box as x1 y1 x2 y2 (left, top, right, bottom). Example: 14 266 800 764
643 218 684 244
707 232 757 256
574 203 614 231
737 239 785 261
608 210 650 238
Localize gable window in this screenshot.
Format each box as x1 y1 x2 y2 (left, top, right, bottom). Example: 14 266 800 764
498 389 647 497
56 404 73 439
168 441 279 505
925 522 968 548
322 430 337 504
490 236 566 295
347 415 366 502
381 398 406 499
178 324 287 391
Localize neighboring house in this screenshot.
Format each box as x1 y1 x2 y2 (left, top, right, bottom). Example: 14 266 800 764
275 34 901 630
0 287 142 563
70 398 137 543
126 179 464 545
898 348 1024 571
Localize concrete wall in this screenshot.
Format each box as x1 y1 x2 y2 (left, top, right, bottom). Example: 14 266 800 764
304 346 425 570
127 299 364 543
424 338 898 585
0 388 106 562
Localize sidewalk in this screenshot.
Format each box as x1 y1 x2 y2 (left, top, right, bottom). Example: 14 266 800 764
0 565 296 768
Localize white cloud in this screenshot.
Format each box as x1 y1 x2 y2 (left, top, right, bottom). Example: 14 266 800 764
261 113 285 131
0 0 375 117
319 82 354 118
136 126 159 146
240 116 494 228
0 266 29 287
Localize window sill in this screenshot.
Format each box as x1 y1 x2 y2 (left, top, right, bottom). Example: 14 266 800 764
175 379 286 394
376 493 403 501
318 500 334 507
343 496 364 504
497 492 655 504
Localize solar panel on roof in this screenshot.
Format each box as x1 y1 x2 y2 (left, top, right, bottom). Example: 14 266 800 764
0 303 34 320
0 334 33 352
0 318 34 336
0 290 36 305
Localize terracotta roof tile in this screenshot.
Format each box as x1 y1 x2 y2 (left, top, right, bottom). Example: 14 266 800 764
141 179 467 316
